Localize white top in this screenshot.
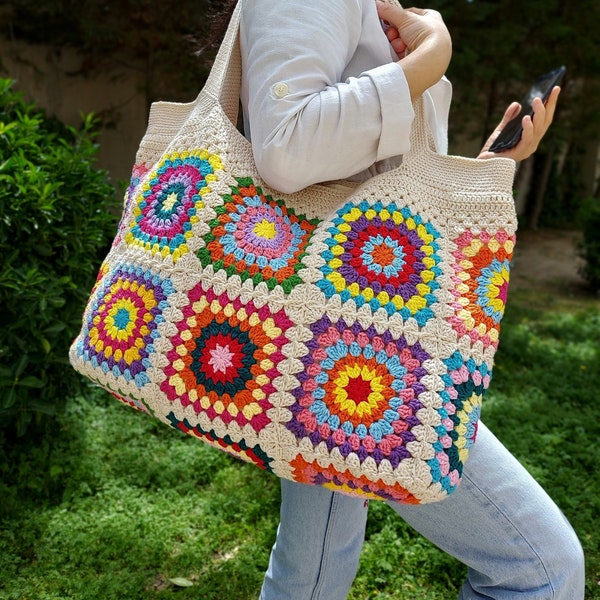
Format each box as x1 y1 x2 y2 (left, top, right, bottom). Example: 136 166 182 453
239 0 452 194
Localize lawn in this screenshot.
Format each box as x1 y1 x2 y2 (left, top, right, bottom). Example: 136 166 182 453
1 286 598 599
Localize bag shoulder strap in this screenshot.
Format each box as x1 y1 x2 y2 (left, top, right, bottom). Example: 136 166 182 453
201 1 242 124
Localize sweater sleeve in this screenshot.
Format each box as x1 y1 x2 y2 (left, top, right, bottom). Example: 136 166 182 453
240 0 415 194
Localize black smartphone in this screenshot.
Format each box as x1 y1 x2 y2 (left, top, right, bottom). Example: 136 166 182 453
489 65 566 153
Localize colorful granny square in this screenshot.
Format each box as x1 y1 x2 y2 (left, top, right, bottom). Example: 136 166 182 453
197 177 318 292
287 315 433 466
160 285 294 434
74 264 175 388
425 351 491 492
447 230 515 348
126 150 222 261
290 454 419 503
316 200 442 323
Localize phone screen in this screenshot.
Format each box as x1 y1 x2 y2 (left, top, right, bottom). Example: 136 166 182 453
489 66 566 153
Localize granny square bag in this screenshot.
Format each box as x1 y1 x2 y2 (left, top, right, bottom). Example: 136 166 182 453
70 0 517 504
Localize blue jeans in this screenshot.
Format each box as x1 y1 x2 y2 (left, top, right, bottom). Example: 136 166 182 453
260 423 584 599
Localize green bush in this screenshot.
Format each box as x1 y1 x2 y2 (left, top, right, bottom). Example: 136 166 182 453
0 78 118 437
578 199 600 291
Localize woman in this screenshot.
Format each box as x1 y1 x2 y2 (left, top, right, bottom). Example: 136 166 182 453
228 1 584 597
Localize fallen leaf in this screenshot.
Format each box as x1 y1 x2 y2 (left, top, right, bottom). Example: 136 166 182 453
169 577 194 588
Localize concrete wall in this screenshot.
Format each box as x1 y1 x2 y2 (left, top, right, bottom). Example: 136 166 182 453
0 36 149 187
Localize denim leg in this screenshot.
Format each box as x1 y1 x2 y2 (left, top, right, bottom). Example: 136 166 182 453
260 479 368 600
389 422 585 599
260 423 584 599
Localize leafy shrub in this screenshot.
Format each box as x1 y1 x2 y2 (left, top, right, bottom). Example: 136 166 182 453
578 199 600 291
0 78 118 437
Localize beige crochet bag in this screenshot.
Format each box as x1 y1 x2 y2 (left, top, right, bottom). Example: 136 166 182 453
70 1 517 504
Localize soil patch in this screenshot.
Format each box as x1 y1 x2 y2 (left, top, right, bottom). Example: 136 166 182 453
510 229 588 295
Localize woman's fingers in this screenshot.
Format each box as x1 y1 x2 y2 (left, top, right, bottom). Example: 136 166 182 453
498 101 522 131
376 1 448 52
478 86 562 161
523 86 561 150
534 86 560 133
478 102 520 157
405 7 427 15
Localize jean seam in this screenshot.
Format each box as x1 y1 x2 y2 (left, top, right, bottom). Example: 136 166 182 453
462 470 556 599
310 492 338 600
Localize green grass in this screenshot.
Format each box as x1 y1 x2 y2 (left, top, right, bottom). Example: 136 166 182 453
1 288 598 599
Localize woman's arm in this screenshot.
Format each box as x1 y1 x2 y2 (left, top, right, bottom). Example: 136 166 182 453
240 0 417 193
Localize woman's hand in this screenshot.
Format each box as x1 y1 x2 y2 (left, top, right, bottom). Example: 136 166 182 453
376 1 452 100
376 1 450 57
478 86 561 161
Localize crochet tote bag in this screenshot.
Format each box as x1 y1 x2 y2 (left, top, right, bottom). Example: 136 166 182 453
70 1 518 504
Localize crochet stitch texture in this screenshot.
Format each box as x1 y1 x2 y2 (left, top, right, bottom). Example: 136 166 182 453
70 1 517 504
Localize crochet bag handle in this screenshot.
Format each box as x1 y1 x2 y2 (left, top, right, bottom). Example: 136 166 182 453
202 1 243 126
201 0 436 158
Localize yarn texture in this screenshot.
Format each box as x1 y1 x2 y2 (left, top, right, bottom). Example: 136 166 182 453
70 1 517 504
